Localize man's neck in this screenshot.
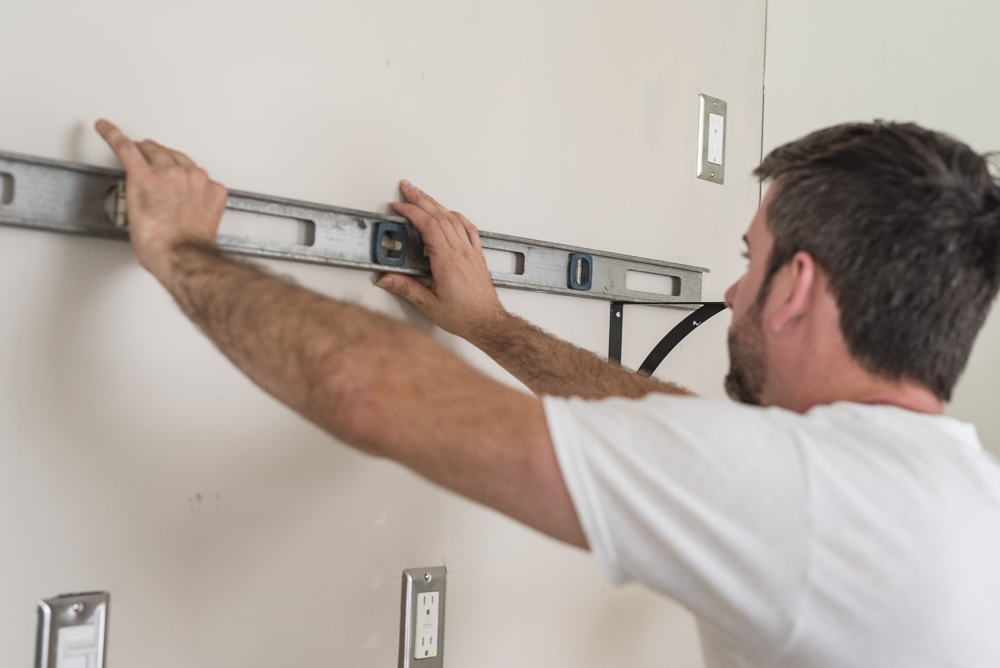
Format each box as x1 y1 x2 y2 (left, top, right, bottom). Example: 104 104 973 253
842 384 944 415
769 373 944 416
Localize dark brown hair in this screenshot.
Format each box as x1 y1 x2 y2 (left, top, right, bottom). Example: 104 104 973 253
755 121 1000 401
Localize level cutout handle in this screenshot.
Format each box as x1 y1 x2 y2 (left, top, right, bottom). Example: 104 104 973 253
0 172 13 205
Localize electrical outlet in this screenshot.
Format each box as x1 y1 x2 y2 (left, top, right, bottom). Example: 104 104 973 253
697 93 727 184
399 567 446 668
416 592 439 658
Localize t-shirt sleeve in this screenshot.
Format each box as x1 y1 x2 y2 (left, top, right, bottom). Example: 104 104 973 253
544 393 809 648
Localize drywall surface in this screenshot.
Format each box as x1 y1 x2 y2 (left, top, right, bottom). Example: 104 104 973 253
0 2 765 666
762 0 1000 456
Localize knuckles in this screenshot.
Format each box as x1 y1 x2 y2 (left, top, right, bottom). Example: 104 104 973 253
210 182 229 205
165 165 187 181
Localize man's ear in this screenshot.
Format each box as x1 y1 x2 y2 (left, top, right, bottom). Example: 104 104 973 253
769 251 816 334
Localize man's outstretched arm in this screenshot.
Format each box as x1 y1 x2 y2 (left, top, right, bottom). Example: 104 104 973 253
376 187 693 399
95 119 586 548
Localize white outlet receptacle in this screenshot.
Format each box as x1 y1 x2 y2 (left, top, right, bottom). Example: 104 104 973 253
416 592 439 659
399 566 446 668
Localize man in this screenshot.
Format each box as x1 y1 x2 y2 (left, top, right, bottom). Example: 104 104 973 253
94 118 1000 667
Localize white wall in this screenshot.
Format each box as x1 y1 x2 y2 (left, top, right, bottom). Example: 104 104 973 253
761 0 1000 456
0 2 766 667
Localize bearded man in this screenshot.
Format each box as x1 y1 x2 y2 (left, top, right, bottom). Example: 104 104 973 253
95 118 1000 667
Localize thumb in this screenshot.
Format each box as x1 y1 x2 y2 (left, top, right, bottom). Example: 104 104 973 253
376 273 436 310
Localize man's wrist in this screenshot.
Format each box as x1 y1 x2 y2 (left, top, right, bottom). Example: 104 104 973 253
149 240 224 292
468 308 521 355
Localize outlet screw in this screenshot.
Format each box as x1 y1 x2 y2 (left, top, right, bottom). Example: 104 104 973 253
71 603 84 614
424 573 432 582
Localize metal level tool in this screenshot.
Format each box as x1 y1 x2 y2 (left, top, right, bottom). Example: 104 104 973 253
0 150 709 305
0 149 725 365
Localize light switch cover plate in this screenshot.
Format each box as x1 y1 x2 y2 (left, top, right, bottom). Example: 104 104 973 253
36 592 109 668
697 94 727 184
399 567 446 668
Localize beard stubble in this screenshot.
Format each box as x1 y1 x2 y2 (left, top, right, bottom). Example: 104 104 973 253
724 303 769 406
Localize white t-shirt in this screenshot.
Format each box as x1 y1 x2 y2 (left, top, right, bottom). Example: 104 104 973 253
544 395 1000 668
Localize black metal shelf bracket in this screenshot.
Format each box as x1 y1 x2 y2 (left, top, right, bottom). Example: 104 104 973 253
609 301 728 375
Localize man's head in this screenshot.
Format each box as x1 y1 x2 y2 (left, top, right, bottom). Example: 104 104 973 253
725 121 1000 408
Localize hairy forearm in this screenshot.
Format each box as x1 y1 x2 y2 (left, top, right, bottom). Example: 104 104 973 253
157 245 585 545
95 121 586 547
162 244 491 442
471 313 691 399
162 244 378 432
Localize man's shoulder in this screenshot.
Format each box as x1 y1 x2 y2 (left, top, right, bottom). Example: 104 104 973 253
546 394 989 477
605 394 982 449
800 401 984 459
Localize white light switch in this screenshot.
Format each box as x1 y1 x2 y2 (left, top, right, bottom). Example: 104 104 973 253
37 592 108 668
707 113 724 165
697 94 727 184
57 625 98 668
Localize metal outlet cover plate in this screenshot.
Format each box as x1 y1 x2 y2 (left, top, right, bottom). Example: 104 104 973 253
399 566 446 668
697 93 727 185
36 591 109 668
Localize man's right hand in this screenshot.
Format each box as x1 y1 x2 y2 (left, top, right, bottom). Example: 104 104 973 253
377 182 509 342
95 119 228 286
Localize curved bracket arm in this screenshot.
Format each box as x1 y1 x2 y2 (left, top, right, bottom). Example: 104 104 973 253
609 302 728 374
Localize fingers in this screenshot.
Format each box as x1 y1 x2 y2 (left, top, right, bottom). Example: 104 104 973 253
453 211 482 252
400 181 443 212
164 146 198 169
97 120 208 178
398 182 463 246
94 119 149 174
400 181 468 241
139 141 213 183
392 202 448 249
376 273 436 311
136 139 179 169
398 181 471 246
